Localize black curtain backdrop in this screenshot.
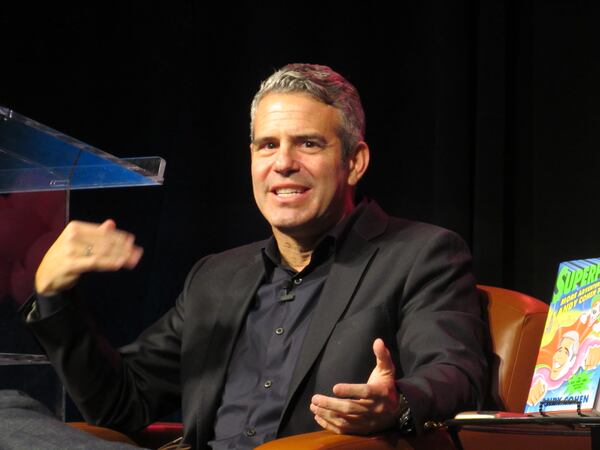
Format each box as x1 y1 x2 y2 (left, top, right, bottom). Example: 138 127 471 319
2 1 599 353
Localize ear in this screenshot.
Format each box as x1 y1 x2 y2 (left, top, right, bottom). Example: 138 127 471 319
346 142 370 186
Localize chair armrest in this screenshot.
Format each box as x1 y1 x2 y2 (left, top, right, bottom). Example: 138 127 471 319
68 422 138 445
255 429 457 450
131 422 184 449
68 421 184 449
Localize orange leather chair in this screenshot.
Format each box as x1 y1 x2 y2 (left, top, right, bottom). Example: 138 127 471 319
454 288 595 450
71 285 549 449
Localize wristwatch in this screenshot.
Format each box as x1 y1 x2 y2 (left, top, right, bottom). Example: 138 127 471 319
396 390 414 433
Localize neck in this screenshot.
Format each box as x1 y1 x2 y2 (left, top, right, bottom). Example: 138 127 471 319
274 236 316 272
273 201 355 272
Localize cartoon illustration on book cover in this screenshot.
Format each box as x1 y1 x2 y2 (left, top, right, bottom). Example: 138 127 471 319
525 258 600 414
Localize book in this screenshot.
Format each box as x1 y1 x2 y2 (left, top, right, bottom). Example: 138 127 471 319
524 258 600 414
454 411 533 420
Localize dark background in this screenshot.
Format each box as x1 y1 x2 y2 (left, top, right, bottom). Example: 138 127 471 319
1 0 599 365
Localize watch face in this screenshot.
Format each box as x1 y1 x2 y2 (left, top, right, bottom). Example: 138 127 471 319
396 391 413 432
423 420 443 431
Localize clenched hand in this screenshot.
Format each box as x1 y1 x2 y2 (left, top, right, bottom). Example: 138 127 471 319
35 219 143 296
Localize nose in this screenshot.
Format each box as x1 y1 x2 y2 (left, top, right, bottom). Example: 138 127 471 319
274 144 300 176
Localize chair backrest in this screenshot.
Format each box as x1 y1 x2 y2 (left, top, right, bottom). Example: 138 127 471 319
478 285 548 412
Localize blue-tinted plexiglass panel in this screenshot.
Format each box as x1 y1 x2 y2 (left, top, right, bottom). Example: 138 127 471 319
0 190 68 419
0 105 165 193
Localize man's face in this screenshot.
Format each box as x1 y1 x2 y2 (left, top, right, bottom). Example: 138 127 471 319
250 93 366 240
550 336 575 380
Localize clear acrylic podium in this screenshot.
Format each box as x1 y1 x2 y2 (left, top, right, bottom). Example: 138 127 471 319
0 105 165 420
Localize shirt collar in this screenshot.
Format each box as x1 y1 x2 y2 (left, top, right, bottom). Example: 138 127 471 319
261 200 368 272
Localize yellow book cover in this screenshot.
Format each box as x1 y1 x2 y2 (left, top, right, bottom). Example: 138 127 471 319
525 258 600 414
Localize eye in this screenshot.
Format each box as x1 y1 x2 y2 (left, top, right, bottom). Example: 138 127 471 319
302 140 323 150
255 141 277 152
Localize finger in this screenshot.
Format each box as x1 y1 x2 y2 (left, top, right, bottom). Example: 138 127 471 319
124 246 144 269
332 383 375 400
313 411 372 435
373 338 395 375
311 394 370 415
105 231 135 265
95 250 139 272
310 403 364 431
88 231 131 269
314 414 344 434
113 238 143 270
98 219 117 232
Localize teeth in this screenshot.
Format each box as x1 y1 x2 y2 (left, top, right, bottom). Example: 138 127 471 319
276 188 304 196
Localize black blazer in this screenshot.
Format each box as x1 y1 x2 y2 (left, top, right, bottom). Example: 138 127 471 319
25 202 487 449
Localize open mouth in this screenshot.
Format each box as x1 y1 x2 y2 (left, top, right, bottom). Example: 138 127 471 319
274 187 308 197
271 186 310 198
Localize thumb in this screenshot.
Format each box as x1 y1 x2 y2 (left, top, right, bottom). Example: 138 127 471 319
373 338 395 376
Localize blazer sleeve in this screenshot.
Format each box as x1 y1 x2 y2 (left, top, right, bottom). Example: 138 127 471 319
22 257 209 432
393 228 487 432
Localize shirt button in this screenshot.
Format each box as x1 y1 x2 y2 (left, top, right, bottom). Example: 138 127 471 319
275 327 284 335
245 428 256 437
264 380 273 388
294 277 303 285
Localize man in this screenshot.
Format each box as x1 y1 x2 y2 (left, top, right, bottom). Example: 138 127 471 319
26 64 487 449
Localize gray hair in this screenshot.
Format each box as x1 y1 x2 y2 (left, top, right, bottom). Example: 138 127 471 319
250 63 365 160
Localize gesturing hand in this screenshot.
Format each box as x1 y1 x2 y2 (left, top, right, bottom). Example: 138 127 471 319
526 377 546 406
35 219 143 296
310 338 402 435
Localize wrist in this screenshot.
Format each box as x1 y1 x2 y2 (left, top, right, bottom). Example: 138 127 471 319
396 389 413 434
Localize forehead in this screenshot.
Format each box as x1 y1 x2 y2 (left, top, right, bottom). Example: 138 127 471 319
559 337 575 348
253 93 341 136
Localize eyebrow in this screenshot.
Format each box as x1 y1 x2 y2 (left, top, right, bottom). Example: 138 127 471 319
293 133 327 143
252 133 327 145
251 136 272 146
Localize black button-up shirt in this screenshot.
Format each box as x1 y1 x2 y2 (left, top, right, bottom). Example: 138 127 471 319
209 205 364 449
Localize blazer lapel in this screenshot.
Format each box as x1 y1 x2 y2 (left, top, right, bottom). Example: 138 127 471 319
280 202 389 418
193 252 265 444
